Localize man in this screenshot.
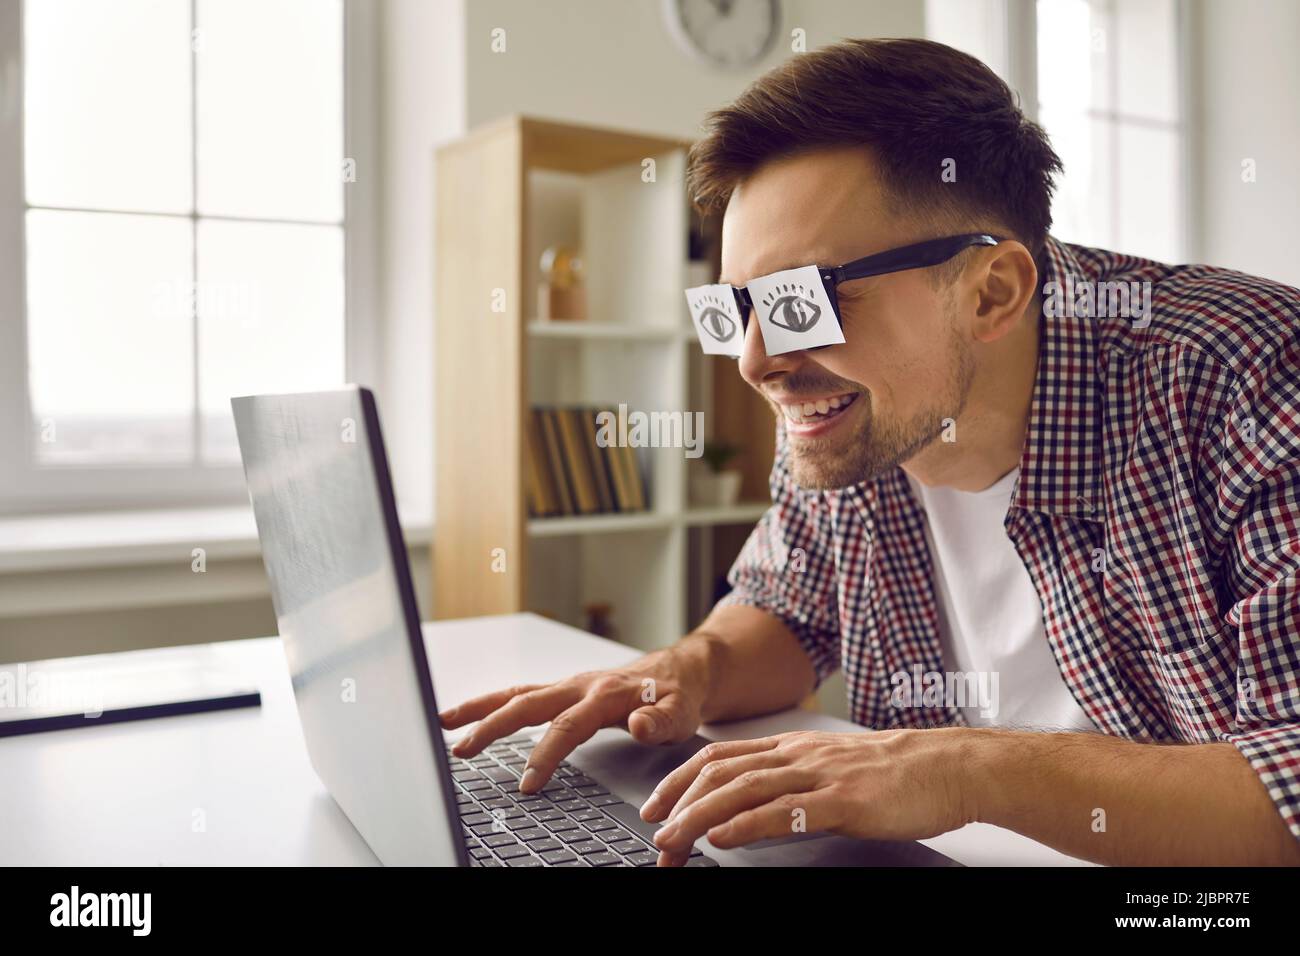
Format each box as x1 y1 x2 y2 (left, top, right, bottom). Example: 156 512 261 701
441 38 1300 866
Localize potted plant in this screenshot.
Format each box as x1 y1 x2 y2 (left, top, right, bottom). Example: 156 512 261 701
691 442 744 508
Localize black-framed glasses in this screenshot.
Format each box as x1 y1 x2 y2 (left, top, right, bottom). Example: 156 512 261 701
684 233 1003 357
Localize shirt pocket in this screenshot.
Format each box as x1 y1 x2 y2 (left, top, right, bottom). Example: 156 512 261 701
1137 633 1237 740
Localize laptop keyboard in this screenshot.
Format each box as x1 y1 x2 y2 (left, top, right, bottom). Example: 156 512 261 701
447 735 719 868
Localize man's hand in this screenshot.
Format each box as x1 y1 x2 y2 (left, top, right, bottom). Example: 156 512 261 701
640 728 974 865
438 641 715 794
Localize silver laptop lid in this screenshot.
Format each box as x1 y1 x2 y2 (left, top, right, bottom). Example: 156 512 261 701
232 386 466 866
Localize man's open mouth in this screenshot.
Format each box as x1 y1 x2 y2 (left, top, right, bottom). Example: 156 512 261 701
780 392 859 425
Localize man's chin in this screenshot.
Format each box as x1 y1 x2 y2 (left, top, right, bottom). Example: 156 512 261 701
785 426 928 490
787 447 877 490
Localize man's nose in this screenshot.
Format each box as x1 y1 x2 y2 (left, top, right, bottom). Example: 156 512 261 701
738 310 804 388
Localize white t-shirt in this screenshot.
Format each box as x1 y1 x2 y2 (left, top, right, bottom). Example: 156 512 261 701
905 468 1097 732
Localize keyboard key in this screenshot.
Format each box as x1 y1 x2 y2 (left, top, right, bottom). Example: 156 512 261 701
571 841 605 856
495 843 532 860
461 813 492 828
606 839 641 855
516 827 550 843
540 849 579 865
582 817 617 832
588 795 621 807
482 833 516 848
573 809 604 823
531 838 563 853
545 817 580 832
505 816 540 831
470 847 493 860
557 829 592 845
587 851 623 867
573 785 608 798
555 800 586 813
482 767 519 783
627 850 659 866
506 855 544 867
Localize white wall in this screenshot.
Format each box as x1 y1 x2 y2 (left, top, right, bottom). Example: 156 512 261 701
1192 0 1300 286
463 0 925 137
374 0 467 522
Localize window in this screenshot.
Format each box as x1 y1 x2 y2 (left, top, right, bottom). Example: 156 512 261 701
1036 0 1185 262
0 0 372 513
926 0 1187 263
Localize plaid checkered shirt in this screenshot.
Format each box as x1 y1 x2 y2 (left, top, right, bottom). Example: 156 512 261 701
717 235 1300 843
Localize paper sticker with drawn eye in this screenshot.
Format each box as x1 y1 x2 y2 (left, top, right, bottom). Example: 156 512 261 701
685 284 745 357
746 265 845 355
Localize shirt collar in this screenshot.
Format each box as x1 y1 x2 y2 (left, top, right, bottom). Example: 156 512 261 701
1012 236 1105 520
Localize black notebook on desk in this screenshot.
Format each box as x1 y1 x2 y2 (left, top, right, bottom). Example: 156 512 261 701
0 648 261 737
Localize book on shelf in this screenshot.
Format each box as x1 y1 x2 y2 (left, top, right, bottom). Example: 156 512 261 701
527 406 647 519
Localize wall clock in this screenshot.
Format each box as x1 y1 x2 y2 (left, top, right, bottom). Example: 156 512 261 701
662 0 781 69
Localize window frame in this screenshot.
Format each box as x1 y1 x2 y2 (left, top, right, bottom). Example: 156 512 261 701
927 0 1194 263
1030 0 1191 262
0 0 379 515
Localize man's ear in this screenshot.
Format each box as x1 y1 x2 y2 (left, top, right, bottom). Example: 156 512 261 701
970 241 1037 344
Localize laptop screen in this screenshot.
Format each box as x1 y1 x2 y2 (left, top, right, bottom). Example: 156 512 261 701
232 386 465 866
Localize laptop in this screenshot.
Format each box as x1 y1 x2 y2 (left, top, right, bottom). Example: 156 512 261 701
232 386 957 867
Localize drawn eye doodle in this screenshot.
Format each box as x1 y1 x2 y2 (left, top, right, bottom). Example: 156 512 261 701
762 284 822 333
698 306 737 342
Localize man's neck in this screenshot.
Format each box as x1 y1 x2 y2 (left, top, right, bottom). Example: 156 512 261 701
902 299 1041 493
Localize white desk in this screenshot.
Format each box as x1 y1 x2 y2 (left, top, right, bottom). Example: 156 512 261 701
0 613 1088 866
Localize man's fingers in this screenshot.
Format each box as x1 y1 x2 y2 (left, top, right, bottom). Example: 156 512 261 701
651 768 817 856
520 694 629 792
640 737 777 822
452 684 579 758
440 684 545 731
627 692 695 744
705 790 838 850
661 749 788 823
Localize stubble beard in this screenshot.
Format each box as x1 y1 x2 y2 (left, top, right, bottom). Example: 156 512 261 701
781 332 976 491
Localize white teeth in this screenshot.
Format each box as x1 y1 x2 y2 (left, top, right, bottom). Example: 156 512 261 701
782 393 856 425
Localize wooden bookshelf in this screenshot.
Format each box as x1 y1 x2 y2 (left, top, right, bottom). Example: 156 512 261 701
433 115 775 650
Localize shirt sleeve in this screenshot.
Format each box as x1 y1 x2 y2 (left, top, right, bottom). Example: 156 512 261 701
1214 332 1300 843
713 427 843 687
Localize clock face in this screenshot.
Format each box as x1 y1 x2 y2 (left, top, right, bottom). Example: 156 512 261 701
664 0 781 69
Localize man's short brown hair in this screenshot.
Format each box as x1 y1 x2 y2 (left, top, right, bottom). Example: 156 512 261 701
687 38 1063 259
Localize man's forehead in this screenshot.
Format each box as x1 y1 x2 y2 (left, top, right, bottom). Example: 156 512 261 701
717 149 893 286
